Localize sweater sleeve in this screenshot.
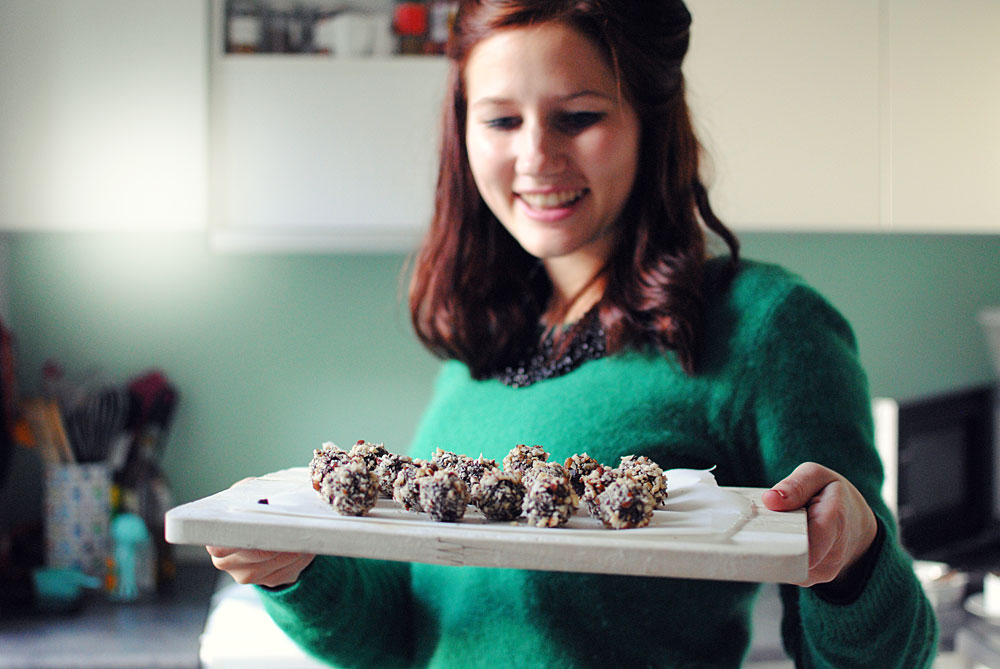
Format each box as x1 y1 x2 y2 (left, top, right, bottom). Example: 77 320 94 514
732 278 939 668
256 555 419 668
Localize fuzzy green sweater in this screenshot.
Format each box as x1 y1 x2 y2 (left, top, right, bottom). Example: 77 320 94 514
259 259 938 668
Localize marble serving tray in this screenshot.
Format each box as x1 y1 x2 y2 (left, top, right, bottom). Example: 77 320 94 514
165 467 807 583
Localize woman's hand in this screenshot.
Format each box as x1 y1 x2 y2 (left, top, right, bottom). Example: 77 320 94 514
206 546 316 588
761 462 878 588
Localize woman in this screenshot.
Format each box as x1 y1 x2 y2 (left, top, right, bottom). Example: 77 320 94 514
208 1 938 666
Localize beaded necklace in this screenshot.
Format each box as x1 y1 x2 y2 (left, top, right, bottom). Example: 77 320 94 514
495 306 607 388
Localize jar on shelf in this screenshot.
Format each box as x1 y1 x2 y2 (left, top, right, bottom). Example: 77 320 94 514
227 13 263 53
426 1 457 54
393 2 428 55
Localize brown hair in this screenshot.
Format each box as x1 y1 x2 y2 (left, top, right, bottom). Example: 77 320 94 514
408 0 739 378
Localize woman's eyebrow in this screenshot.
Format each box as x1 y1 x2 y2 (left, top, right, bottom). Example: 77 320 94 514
469 90 615 109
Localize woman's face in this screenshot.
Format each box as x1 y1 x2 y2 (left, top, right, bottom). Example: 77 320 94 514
464 21 641 272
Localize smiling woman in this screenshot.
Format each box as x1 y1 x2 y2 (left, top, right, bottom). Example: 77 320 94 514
205 1 940 667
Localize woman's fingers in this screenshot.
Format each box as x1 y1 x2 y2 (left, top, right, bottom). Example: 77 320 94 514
205 546 316 586
761 462 837 511
763 462 877 587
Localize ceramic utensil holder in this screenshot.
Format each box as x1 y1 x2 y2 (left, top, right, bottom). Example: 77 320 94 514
44 463 111 578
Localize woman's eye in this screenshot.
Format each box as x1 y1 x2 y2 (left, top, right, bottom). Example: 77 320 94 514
555 111 605 133
484 116 521 130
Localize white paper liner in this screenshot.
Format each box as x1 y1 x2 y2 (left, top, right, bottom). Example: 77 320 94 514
236 467 753 539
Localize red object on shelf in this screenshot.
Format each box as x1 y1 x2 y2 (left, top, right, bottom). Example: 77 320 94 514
394 2 428 36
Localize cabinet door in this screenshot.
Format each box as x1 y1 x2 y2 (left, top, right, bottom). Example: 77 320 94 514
887 0 1000 233
683 0 882 231
210 57 448 252
0 0 207 230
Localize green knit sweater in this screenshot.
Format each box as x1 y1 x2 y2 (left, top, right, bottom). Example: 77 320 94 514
259 259 938 668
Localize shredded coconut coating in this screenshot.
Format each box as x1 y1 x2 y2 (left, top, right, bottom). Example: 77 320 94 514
523 472 579 528
309 442 350 491
454 454 500 491
349 440 389 472
319 460 379 516
431 448 464 472
502 444 550 475
375 452 413 498
418 470 469 522
392 460 438 512
597 476 656 529
564 453 601 497
472 470 525 521
522 460 570 491
616 455 668 506
580 465 621 518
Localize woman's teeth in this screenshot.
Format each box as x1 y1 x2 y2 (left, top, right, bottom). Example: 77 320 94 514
519 189 586 209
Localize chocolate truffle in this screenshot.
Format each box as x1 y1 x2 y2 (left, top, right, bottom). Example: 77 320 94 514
522 460 570 491
430 448 464 472
309 442 350 491
472 470 525 521
375 452 413 498
597 476 657 529
616 455 668 506
454 454 500 491
502 444 550 475
319 460 379 517
564 453 601 497
349 440 389 472
523 472 579 528
580 465 620 518
392 460 438 512
418 470 470 522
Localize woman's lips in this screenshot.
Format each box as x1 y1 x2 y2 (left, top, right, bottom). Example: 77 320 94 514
516 189 588 221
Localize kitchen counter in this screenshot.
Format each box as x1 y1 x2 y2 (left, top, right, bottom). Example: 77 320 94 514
0 559 217 669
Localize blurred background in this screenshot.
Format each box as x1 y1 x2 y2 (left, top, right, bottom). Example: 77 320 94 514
0 1 998 667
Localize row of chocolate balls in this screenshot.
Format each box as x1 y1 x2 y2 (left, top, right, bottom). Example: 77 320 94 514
309 440 669 529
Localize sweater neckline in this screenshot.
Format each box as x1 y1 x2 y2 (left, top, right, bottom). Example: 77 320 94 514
494 305 607 388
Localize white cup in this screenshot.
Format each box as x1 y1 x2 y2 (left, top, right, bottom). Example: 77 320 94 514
370 13 396 56
984 571 1000 616
328 12 375 57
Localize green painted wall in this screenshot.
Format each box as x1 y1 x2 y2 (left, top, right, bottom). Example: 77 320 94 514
5 231 1000 510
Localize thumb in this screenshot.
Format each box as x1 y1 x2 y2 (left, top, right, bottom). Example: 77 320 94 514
762 462 835 511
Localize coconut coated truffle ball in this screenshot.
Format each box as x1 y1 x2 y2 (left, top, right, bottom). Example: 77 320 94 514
418 470 470 522
310 442 350 491
616 455 668 506
472 470 525 521
392 460 438 512
349 440 389 472
375 452 413 498
564 453 601 497
523 472 579 528
597 476 657 529
319 460 379 516
503 444 550 475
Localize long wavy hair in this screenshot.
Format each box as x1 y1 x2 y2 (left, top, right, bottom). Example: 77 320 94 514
408 0 739 379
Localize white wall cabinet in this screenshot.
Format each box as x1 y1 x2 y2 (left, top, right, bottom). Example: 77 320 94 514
684 0 883 232
685 0 1000 234
2 1 995 242
207 1 447 252
886 0 1000 233
209 56 447 252
0 0 208 231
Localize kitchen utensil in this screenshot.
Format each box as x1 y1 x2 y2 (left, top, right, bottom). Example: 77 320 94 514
32 567 101 612
66 385 127 463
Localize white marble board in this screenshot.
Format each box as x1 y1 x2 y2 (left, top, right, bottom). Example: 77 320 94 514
165 467 807 583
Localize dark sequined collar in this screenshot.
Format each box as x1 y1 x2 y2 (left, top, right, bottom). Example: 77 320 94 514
495 308 607 388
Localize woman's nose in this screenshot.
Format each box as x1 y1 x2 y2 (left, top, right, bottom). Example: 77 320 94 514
514 122 566 176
